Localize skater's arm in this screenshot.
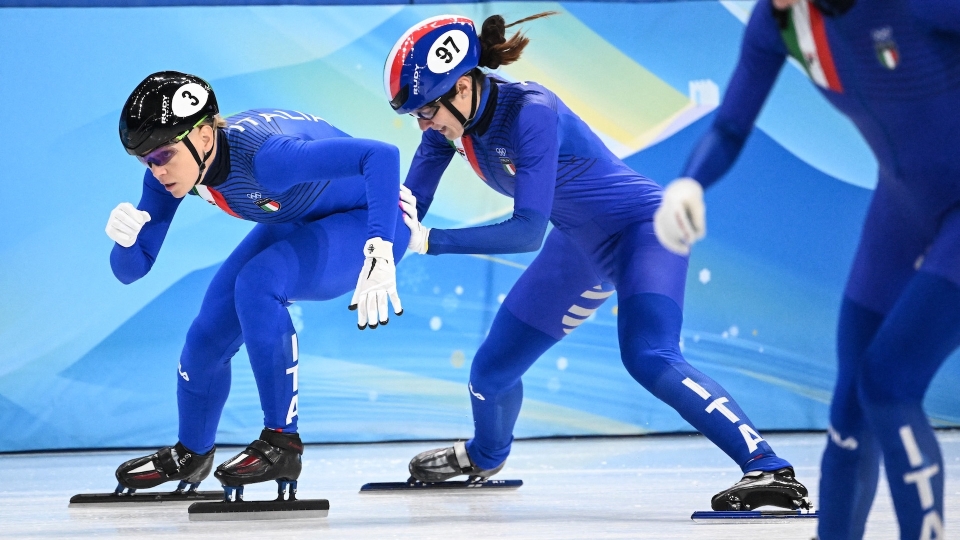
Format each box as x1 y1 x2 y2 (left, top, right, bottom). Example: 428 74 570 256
403 129 456 220
426 104 557 255
254 136 401 242
655 1 787 255
682 1 788 188
109 172 182 284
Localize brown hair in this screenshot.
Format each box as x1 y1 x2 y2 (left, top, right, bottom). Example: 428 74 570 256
477 11 557 69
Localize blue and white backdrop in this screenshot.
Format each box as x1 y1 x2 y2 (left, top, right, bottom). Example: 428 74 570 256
1 0 957 452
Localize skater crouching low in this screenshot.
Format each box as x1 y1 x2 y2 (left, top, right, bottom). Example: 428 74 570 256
102 71 408 513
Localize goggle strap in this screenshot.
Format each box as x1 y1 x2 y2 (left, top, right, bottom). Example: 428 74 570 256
440 73 480 128
439 96 468 126
173 116 210 143
181 135 212 187
468 72 479 126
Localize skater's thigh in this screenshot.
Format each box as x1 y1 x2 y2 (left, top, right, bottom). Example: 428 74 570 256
830 298 885 431
918 203 960 287
501 228 610 341
827 183 942 431
197 223 299 326
242 209 382 302
844 184 936 315
611 220 687 309
860 270 960 404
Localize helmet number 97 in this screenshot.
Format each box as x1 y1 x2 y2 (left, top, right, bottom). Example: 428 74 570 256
427 30 469 74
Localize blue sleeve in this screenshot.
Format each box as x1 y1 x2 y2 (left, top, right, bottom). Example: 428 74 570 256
909 0 960 33
428 104 557 255
109 171 182 284
682 0 787 188
403 128 455 219
254 135 400 242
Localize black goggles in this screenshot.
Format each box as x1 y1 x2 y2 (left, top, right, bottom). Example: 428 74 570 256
409 86 459 120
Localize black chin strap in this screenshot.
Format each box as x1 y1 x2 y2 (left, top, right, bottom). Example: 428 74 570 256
438 72 480 128
182 135 214 187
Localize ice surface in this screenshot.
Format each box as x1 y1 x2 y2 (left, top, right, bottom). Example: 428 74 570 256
2 432 958 539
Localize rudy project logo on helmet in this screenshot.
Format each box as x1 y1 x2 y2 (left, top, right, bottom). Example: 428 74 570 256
161 95 171 124
413 66 423 96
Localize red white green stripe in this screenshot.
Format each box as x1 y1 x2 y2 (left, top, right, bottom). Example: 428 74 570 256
452 136 487 182
194 185 242 219
879 46 899 69
783 1 843 93
258 200 280 212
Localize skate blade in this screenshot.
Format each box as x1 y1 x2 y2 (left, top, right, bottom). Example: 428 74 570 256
69 491 223 507
187 499 329 521
360 479 522 492
691 510 818 523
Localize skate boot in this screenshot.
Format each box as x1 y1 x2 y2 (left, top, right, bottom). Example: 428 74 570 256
711 467 812 511
408 440 504 483
115 442 215 494
69 442 220 506
188 430 329 520
214 429 303 501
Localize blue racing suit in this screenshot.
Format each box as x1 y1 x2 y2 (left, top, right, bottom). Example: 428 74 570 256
406 77 791 475
682 1 960 537
111 109 408 454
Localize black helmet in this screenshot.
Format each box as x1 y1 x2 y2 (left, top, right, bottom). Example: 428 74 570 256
119 71 219 156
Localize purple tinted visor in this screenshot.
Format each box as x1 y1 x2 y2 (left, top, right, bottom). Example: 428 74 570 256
137 145 177 167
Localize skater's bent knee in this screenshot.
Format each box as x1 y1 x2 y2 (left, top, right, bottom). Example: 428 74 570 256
234 261 287 303
621 346 684 391
466 375 517 400
856 373 923 410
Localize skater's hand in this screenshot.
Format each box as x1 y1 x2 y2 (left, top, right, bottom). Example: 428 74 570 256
400 185 429 255
654 177 706 255
106 202 151 248
349 237 402 329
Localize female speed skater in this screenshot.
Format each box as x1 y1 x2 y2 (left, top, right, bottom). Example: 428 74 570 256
653 0 960 537
105 72 408 498
383 13 810 511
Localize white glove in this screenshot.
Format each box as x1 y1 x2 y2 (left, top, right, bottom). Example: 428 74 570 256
106 202 152 248
349 237 403 330
400 185 430 255
654 178 706 255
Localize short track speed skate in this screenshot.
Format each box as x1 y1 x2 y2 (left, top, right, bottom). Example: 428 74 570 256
361 441 522 492
187 430 328 521
691 467 816 522
70 442 221 506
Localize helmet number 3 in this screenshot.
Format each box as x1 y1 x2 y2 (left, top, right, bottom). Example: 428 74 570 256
427 30 469 74
172 83 208 118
